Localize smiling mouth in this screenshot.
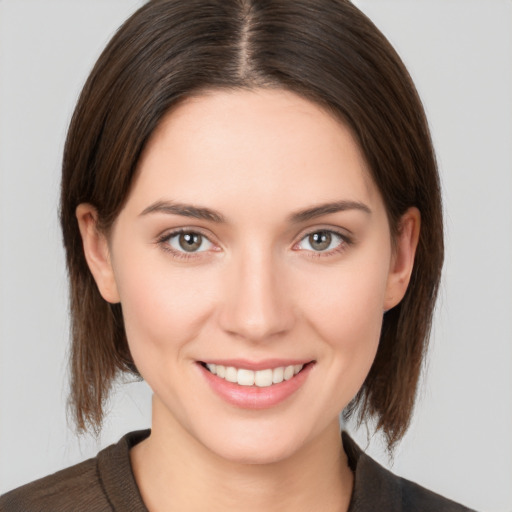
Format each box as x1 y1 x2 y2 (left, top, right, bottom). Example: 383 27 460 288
200 362 310 388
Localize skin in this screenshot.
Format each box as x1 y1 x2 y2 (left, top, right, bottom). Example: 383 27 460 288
77 89 420 512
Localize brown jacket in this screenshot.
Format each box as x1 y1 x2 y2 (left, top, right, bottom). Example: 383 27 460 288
0 430 476 511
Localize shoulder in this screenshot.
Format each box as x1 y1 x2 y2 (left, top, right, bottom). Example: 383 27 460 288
0 430 150 512
398 473 476 511
0 456 108 512
342 432 477 512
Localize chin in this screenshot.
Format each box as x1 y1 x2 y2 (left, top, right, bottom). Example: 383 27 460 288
194 418 315 466
210 438 302 466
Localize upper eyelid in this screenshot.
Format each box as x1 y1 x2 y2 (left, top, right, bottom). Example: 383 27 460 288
157 226 216 242
296 225 352 242
295 229 347 248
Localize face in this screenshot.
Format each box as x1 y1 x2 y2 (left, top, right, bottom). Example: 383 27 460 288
78 89 418 464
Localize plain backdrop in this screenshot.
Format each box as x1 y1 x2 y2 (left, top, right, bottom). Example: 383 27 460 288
0 1 511 510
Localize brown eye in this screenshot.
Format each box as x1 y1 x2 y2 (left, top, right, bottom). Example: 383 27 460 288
178 232 203 252
308 231 332 251
165 231 214 254
296 230 345 254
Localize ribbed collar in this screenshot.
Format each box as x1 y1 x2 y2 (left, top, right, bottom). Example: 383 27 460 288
98 429 150 512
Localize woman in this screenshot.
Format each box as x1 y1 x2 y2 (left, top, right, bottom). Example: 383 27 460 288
0 1 476 510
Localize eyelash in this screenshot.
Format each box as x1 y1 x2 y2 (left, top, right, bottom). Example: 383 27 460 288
293 229 352 258
155 228 352 261
155 228 216 261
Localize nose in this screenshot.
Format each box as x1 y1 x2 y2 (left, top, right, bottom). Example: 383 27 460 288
217 247 295 343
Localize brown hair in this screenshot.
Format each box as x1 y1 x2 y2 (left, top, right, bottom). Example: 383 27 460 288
60 0 443 449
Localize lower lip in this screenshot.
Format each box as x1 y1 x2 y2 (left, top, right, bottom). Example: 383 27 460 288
198 363 314 409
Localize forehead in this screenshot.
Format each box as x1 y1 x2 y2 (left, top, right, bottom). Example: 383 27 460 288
130 88 380 217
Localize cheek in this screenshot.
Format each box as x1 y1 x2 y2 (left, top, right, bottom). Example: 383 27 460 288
299 255 389 341
112 253 218 369
295 254 390 397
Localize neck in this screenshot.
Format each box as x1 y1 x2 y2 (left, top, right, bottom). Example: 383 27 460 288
130 397 354 512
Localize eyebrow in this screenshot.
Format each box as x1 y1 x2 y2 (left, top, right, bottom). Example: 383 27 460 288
139 199 371 224
288 200 371 223
139 201 226 223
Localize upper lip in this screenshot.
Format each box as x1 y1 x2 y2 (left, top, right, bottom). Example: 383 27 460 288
199 359 314 371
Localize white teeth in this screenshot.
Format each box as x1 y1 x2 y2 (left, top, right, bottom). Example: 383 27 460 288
205 363 304 387
284 365 294 381
254 369 273 387
272 366 284 384
237 369 255 386
225 366 237 383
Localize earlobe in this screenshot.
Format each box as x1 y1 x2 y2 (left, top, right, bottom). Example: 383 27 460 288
76 204 120 304
384 207 421 311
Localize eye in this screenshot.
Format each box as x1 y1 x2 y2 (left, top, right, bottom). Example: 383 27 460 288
296 230 346 253
166 231 214 253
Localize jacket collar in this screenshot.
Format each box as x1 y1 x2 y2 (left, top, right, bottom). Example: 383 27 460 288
343 431 402 512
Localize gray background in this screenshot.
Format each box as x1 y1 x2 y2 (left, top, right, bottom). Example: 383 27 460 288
0 1 511 510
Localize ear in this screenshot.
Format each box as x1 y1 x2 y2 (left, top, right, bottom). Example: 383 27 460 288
76 203 120 304
384 207 421 311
